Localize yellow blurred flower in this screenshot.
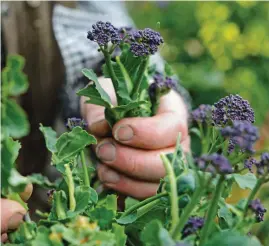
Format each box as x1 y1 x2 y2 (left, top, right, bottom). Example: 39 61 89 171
199 22 218 43
216 56 232 71
237 1 257 8
208 42 225 59
232 38 247 59
195 2 216 23
222 23 240 42
184 39 205 58
245 38 261 56
260 39 269 57
214 4 230 22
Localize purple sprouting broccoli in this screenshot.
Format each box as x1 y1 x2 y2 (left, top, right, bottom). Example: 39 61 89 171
47 189 55 204
118 26 134 40
221 121 259 154
248 199 267 222
148 73 177 99
182 216 204 238
66 117 88 131
244 158 258 172
191 104 212 124
130 28 164 56
195 154 233 175
212 94 255 126
87 21 121 46
256 152 269 176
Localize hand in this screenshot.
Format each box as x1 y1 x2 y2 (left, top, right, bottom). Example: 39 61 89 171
81 78 189 199
1 184 33 243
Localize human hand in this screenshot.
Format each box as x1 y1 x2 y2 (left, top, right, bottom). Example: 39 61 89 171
81 78 189 199
1 184 33 243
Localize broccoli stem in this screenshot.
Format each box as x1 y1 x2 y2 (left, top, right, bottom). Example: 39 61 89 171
120 192 168 218
55 191 66 220
131 57 149 100
160 154 179 235
80 150 90 187
199 176 225 244
64 164 76 212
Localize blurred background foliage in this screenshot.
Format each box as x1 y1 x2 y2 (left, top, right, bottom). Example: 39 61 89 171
128 1 269 242
127 1 269 130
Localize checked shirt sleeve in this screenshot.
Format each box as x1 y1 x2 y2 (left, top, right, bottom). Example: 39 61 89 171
53 1 191 120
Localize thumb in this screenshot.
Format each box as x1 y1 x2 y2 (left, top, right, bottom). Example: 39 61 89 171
1 199 26 233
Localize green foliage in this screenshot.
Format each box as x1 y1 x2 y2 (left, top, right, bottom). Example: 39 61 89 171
232 173 257 190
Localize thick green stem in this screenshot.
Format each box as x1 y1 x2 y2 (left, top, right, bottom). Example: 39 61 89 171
55 191 66 219
120 192 167 218
64 164 76 211
131 57 149 100
200 176 225 244
151 96 160 116
161 154 179 235
172 186 203 240
243 177 264 217
80 150 90 187
103 51 121 103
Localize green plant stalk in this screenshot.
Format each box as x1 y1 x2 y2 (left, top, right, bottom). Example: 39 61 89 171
55 191 66 219
160 154 179 235
151 95 160 116
80 150 90 187
64 164 76 211
103 51 121 103
172 186 203 240
131 57 149 99
199 176 225 244
120 192 167 218
243 176 265 217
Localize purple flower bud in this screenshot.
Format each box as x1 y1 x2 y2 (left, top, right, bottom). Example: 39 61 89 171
191 104 212 123
255 152 269 176
195 154 233 175
66 117 88 131
221 121 259 154
182 216 204 238
148 73 177 99
87 21 121 46
212 94 255 126
130 28 164 56
248 199 267 222
244 158 257 172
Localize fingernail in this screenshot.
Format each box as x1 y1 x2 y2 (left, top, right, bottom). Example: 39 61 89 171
114 125 133 141
8 212 24 230
96 142 116 162
100 169 120 184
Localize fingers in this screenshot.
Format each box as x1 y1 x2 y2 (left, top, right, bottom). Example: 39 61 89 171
97 164 159 199
1 233 8 243
80 77 117 137
95 138 173 181
20 183 33 202
112 111 188 150
1 199 26 233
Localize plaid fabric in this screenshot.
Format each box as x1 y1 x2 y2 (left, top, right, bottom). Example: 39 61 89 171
52 1 191 119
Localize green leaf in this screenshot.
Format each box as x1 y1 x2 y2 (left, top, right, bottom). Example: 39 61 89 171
77 83 112 108
140 220 162 246
233 173 257 190
2 99 30 138
80 68 112 105
158 228 175 246
125 197 139 210
7 193 28 210
90 207 115 230
31 226 55 246
116 213 137 225
190 127 201 139
105 194 117 213
1 137 21 189
55 127 96 163
204 230 261 246
8 169 29 192
164 62 175 76
7 55 25 71
28 173 56 189
8 221 36 244
218 206 234 228
112 224 127 246
7 70 29 96
39 124 57 153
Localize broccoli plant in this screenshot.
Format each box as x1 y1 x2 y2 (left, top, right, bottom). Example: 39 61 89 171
2 23 269 246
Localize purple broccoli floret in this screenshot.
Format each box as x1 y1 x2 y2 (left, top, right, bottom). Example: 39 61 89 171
148 73 177 99
87 21 121 46
256 152 269 176
248 199 267 222
244 158 258 172
212 94 255 126
130 28 164 56
66 117 88 131
182 216 204 238
191 104 212 124
221 121 259 154
195 154 233 175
